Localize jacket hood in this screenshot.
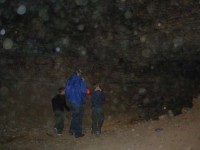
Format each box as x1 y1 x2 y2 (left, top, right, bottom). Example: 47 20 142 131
70 73 81 81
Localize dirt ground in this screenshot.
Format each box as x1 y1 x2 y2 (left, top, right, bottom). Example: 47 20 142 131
1 98 200 150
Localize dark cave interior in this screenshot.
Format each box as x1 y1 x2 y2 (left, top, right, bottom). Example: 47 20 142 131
0 0 200 133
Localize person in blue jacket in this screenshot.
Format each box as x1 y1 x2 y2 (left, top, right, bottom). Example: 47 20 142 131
91 83 105 137
65 69 87 138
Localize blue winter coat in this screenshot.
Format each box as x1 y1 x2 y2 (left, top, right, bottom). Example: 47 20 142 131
65 74 87 105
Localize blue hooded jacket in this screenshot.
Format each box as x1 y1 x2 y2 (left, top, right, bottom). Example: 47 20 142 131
65 73 87 105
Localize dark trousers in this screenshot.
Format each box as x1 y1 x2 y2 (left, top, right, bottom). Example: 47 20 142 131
54 111 64 134
92 108 104 133
69 104 84 136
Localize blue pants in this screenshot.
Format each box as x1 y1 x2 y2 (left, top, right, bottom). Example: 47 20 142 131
92 108 104 133
54 111 64 134
69 104 84 136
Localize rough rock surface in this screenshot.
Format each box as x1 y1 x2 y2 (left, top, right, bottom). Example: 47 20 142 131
0 0 200 137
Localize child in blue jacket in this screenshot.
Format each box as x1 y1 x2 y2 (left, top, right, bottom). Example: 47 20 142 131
91 83 105 137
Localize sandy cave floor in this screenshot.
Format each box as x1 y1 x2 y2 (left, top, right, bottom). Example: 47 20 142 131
1 99 200 150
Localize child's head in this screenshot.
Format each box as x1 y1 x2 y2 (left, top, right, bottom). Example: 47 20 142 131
74 69 82 76
58 87 65 95
93 82 102 91
93 82 100 88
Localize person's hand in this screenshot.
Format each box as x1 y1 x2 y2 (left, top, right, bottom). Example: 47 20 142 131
86 89 91 95
95 87 102 91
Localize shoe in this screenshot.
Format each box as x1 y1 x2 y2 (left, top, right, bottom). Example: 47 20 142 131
54 128 57 134
95 131 100 137
57 133 62 136
75 134 85 138
69 131 74 135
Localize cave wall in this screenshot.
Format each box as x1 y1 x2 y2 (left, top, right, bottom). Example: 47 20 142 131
0 0 200 132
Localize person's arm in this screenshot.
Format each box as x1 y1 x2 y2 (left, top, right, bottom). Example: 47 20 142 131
80 80 87 94
101 92 105 104
91 92 95 108
52 98 56 112
63 96 70 112
64 102 70 112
